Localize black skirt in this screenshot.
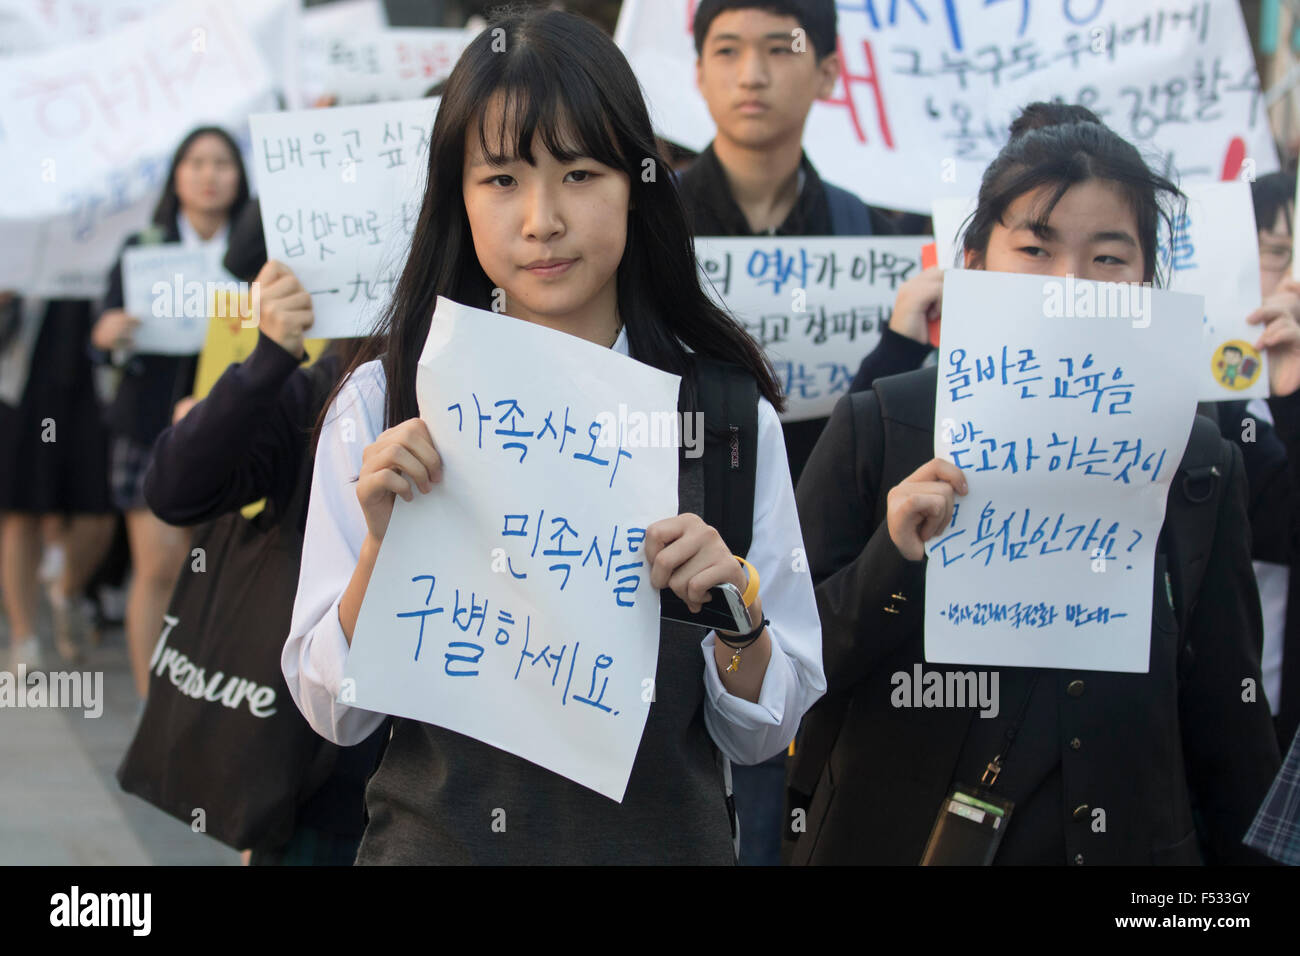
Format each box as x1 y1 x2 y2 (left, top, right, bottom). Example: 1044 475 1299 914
0 300 112 514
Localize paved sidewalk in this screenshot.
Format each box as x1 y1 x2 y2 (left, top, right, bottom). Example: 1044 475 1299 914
1 614 239 866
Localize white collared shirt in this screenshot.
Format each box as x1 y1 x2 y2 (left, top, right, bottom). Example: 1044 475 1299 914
282 326 827 765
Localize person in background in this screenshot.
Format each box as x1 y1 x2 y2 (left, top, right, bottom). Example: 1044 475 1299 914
790 103 1280 865
143 197 386 864
91 126 249 699
1210 168 1300 752
0 294 116 672
677 0 919 867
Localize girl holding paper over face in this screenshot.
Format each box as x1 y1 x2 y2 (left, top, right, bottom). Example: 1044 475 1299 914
789 103 1281 865
282 8 824 864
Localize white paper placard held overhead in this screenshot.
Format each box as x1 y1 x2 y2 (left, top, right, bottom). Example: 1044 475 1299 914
924 269 1201 673
696 236 930 421
122 244 238 355
343 297 682 802
249 99 438 340
615 0 1276 215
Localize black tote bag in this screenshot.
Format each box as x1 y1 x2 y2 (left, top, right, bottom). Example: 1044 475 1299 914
117 381 339 851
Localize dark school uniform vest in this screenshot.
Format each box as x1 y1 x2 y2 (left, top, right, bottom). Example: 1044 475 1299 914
354 451 736 864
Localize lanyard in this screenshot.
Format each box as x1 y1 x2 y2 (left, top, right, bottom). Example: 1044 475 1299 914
979 672 1041 791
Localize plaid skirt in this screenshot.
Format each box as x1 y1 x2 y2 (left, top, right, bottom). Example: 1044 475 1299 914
1244 726 1300 865
109 433 155 513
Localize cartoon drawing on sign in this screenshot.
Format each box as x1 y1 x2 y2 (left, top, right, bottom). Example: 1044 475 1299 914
1213 339 1262 390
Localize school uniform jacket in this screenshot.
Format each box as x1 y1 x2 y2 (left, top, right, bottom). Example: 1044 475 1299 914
788 366 1282 865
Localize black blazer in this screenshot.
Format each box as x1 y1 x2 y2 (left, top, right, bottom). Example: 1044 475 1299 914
789 366 1281 865
97 217 200 446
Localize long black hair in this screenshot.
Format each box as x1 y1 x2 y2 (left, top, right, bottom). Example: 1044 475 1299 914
961 102 1183 285
321 6 783 443
151 126 250 232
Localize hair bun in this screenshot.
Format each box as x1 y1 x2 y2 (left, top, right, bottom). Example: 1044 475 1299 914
1008 102 1103 140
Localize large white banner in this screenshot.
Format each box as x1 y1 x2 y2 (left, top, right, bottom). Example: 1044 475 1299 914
0 0 277 297
925 269 1201 672
616 0 1277 214
696 235 929 420
345 297 680 802
249 98 437 339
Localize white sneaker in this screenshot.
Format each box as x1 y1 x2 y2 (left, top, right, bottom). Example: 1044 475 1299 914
9 638 43 681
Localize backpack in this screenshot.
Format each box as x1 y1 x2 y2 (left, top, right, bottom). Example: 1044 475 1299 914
825 182 876 237
695 356 760 556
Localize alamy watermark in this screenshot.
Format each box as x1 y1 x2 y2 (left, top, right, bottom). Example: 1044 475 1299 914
0 666 103 718
591 404 705 459
1041 274 1153 328
151 274 259 326
891 663 1000 718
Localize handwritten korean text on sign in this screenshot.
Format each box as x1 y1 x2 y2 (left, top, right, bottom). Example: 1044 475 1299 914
924 269 1201 672
344 297 681 801
249 99 437 339
696 236 929 421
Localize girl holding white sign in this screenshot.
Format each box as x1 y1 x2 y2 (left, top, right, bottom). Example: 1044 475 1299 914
91 127 249 699
283 9 824 864
790 104 1282 865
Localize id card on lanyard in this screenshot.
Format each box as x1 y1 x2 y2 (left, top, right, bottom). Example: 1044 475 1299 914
920 674 1040 865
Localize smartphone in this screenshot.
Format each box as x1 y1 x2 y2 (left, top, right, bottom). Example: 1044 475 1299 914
660 582 752 633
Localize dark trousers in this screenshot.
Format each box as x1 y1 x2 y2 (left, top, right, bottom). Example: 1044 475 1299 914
732 751 787 865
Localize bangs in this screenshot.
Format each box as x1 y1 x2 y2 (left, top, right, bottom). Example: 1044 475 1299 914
471 58 626 171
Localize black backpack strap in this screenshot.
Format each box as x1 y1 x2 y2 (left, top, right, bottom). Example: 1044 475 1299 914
1163 413 1232 677
695 356 759 558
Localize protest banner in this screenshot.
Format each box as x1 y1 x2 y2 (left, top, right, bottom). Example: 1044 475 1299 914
344 297 680 801
932 181 1264 401
696 235 930 421
924 269 1202 673
121 244 237 355
0 0 277 297
314 27 476 104
249 98 437 340
616 0 1277 214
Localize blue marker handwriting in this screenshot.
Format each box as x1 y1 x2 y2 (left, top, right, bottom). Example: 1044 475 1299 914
939 600 1129 629
927 499 1143 568
943 425 1168 483
445 392 633 488
395 573 621 716
500 513 646 607
944 347 1133 413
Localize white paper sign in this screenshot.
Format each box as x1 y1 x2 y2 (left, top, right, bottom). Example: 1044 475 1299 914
316 28 475 104
616 0 1277 214
696 236 930 421
298 0 389 107
122 244 236 355
934 183 1264 401
925 269 1201 673
344 297 682 801
1167 181 1266 400
249 99 437 339
0 0 276 297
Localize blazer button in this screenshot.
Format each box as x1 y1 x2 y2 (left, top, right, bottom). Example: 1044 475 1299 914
1070 737 1082 750
1072 804 1089 821
1073 853 1085 865
1066 679 1085 697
